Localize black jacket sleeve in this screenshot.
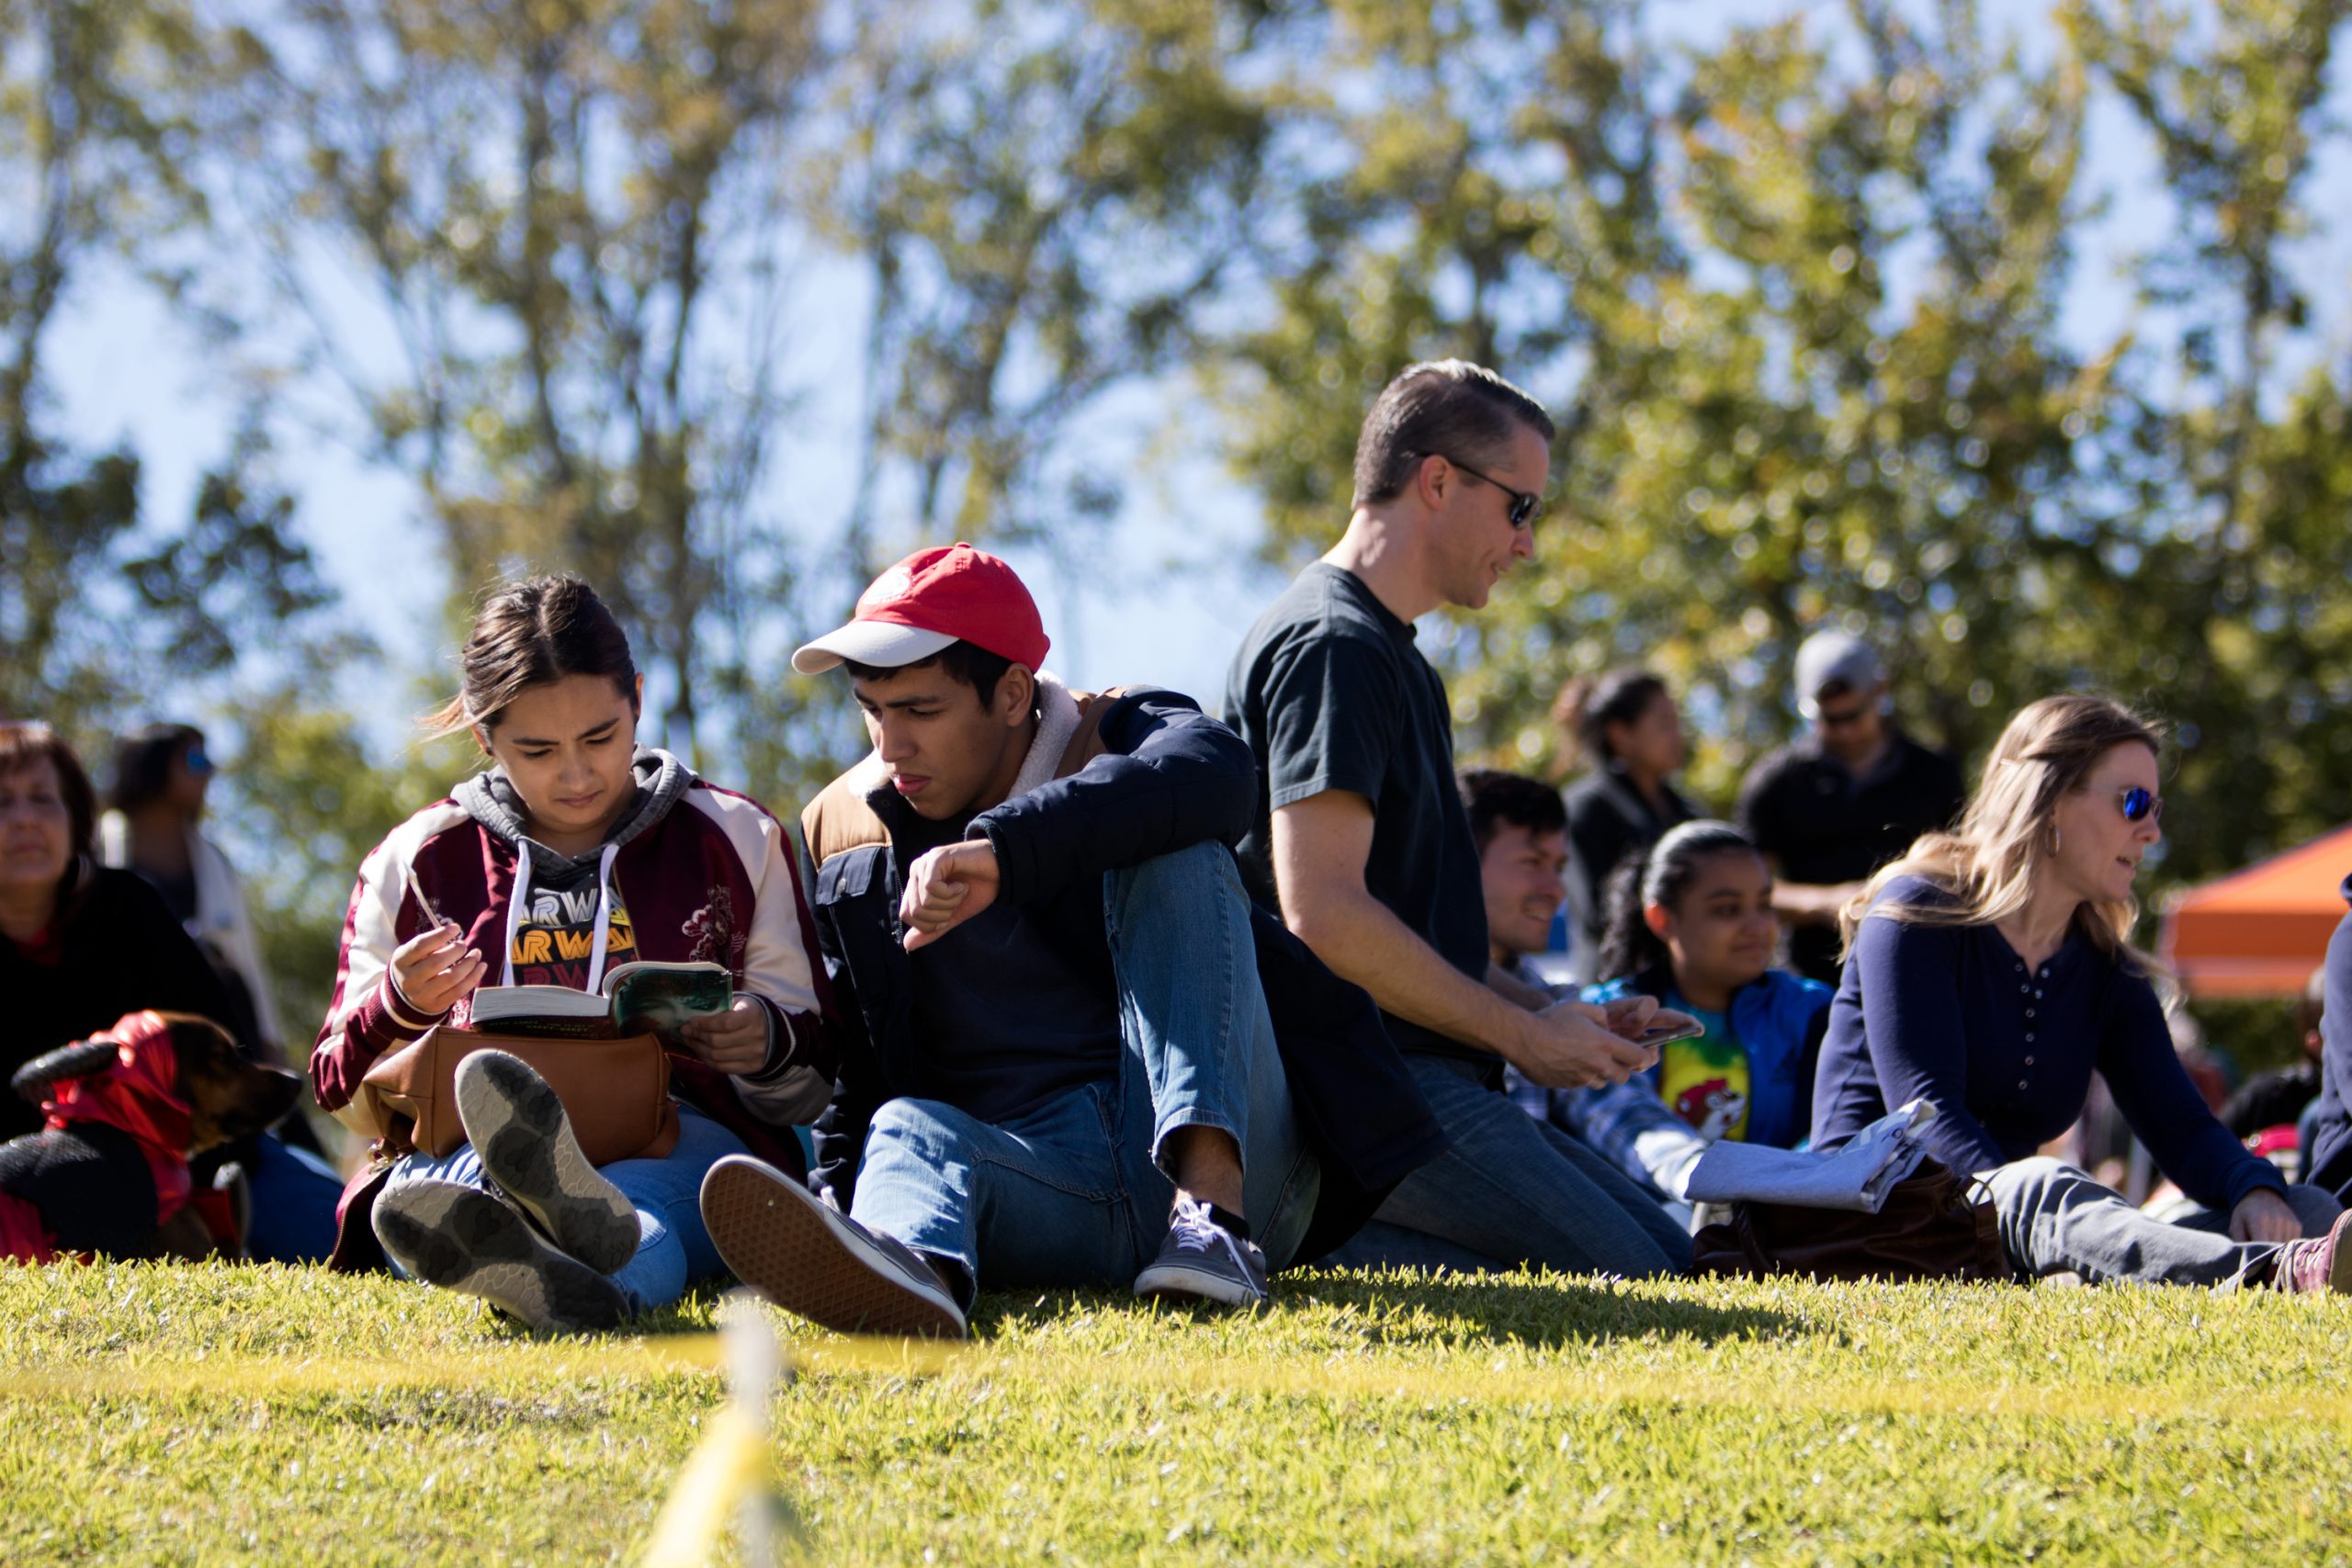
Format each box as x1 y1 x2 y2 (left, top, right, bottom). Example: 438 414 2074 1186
972 689 1257 909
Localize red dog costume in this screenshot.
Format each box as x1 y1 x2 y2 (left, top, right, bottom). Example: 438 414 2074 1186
0 1011 230 1264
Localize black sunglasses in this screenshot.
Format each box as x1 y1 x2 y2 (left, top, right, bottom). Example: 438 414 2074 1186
2114 785 2162 825
1426 452 1541 531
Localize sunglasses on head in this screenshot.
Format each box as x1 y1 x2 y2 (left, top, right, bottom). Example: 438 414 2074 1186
1425 452 1541 531
2113 785 2161 824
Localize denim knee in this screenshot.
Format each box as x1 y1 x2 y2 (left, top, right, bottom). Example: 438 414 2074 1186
1104 840 1238 927
866 1097 980 1165
615 1209 684 1312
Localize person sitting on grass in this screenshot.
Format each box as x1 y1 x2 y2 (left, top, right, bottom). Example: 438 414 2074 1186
1524 821 1832 1206
1226 360 1691 1280
2303 898 2352 1205
101 720 345 1264
1 723 251 1130
311 573 836 1330
697 544 1442 1339
1811 693 2351 1292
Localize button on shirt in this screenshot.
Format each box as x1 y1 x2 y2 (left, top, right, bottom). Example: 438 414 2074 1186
1809 875 2284 1213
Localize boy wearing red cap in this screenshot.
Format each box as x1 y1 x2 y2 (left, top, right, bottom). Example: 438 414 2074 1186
1225 360 1696 1278
699 545 1442 1335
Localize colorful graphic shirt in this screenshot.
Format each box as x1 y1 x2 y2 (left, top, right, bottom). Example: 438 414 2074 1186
1658 998 1751 1141
507 876 638 989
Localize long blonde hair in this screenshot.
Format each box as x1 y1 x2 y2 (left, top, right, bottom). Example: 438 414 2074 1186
1839 694 2165 970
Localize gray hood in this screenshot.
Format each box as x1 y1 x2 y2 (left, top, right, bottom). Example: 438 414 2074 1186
454 746 695 891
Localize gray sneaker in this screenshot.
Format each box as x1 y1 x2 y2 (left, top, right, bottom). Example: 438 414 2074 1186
456 1049 640 1275
1134 1194 1268 1308
700 1155 967 1339
373 1178 631 1333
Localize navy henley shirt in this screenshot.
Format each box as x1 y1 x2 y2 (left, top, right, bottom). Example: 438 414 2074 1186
1811 874 2284 1212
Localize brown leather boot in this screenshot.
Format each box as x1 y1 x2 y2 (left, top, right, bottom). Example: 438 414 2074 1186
2273 1208 2352 1295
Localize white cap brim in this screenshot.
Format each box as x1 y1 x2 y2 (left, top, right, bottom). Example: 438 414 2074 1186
791 620 958 675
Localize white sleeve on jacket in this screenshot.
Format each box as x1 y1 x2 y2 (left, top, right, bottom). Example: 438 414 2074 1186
684 786 833 1124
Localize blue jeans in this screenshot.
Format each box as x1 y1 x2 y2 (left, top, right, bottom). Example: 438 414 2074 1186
387 1101 748 1311
848 843 1320 1301
1320 1053 1691 1278
243 1133 344 1264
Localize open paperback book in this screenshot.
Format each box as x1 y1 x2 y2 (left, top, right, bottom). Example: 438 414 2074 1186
467 960 734 1049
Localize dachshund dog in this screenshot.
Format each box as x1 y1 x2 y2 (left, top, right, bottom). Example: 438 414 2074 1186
0 1011 304 1263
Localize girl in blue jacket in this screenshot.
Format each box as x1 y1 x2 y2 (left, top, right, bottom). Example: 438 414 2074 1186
1545 821 1830 1201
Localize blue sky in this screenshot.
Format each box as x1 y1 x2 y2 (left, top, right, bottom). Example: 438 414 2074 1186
42 0 2352 768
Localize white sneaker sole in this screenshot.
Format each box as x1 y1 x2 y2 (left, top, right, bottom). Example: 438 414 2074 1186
700 1156 966 1338
456 1049 640 1275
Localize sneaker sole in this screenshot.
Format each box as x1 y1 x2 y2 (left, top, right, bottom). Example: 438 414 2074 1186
373 1179 629 1333
1133 1259 1266 1308
700 1156 965 1338
457 1050 640 1276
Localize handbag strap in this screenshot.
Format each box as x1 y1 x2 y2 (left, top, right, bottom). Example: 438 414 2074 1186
501 840 621 992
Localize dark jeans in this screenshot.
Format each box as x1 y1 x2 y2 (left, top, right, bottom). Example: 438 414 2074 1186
1319 1052 1690 1278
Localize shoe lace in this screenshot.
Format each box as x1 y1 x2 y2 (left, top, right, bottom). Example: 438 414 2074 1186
1165 1195 1243 1261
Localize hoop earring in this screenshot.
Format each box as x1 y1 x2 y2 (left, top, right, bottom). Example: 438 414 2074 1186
2047 825 2063 856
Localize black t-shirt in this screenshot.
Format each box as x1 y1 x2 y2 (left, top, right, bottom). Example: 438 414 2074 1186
1563 768 1701 952
1736 729 1967 984
1225 563 1492 1068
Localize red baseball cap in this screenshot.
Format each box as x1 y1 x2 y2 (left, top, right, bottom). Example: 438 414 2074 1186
791 542 1050 675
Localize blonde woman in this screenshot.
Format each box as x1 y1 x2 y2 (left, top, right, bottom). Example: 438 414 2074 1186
1809 694 2349 1292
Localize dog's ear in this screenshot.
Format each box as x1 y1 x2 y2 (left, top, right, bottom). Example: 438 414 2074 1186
10 1038 122 1104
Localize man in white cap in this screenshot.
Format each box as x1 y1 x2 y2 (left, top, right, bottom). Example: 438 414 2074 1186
1734 628 1966 984
699 543 1442 1336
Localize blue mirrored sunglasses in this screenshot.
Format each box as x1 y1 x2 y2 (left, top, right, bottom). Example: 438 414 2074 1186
2116 785 2161 824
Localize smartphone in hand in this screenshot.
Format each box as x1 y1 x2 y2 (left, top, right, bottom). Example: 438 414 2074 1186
1631 1011 1704 1047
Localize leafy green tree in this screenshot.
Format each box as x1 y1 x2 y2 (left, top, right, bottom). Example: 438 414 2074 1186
211 0 830 769
1 0 329 735
1206 0 2350 884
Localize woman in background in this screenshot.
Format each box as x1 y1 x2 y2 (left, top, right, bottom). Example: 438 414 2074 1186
1555 668 1698 970
102 723 280 1062
1 723 236 1140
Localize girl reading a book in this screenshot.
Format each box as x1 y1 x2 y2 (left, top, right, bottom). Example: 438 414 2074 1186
312 574 838 1329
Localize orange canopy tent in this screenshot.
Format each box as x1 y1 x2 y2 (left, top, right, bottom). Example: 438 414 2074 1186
2160 823 2352 997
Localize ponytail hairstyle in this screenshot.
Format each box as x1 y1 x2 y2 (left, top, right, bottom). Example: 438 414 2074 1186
1551 667 1668 777
1596 819 1761 986
423 574 639 741
1840 694 2165 971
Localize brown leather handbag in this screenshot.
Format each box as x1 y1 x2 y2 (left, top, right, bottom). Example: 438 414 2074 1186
357 1026 682 1165
1690 1159 2013 1284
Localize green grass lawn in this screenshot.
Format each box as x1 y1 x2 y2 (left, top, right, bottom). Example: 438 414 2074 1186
3 1261 2348 1564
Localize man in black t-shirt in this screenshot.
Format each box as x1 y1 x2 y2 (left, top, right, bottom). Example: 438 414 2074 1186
1734 629 1967 986
1226 359 1692 1278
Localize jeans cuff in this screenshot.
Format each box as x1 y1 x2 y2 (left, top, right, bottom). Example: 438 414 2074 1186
1150 1111 1243 1180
